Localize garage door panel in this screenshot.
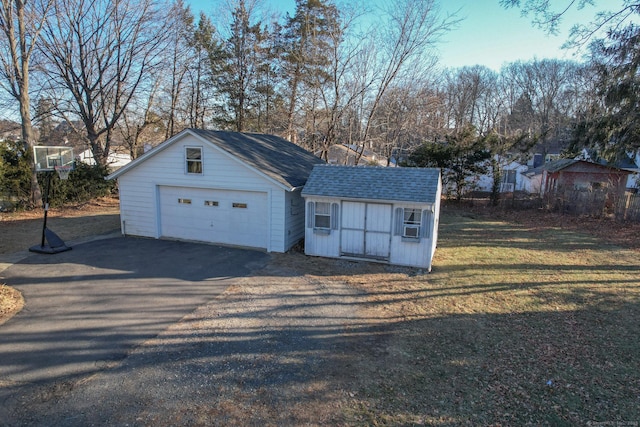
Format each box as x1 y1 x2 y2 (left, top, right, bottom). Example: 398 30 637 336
159 186 267 249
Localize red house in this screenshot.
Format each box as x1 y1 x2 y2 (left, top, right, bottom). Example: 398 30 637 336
541 159 631 197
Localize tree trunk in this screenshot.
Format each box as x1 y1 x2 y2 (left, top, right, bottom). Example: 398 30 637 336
285 65 301 142
19 91 42 206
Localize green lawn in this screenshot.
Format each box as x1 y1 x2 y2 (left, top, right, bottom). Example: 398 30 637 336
344 207 640 426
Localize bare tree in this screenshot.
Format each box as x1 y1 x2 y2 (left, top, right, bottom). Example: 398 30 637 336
352 0 458 164
161 0 194 139
310 4 366 159
39 0 169 165
501 59 578 157
442 65 501 135
500 0 639 47
0 0 53 205
117 79 161 159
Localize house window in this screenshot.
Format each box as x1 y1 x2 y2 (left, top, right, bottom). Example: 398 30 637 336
403 208 421 238
307 201 339 231
186 147 202 174
501 169 517 192
502 170 516 184
178 198 192 204
204 200 218 206
232 203 247 208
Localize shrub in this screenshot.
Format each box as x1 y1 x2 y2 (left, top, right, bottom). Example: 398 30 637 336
38 162 116 207
0 140 32 210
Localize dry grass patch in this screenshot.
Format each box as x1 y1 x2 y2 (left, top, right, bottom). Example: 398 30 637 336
288 207 640 425
0 284 23 326
0 196 120 255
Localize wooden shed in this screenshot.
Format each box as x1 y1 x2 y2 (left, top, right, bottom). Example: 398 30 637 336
107 129 324 252
541 159 631 196
301 165 442 271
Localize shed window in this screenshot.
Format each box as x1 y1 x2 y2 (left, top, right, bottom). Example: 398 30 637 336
186 147 203 174
403 208 421 238
395 207 432 240
307 201 339 231
315 202 331 229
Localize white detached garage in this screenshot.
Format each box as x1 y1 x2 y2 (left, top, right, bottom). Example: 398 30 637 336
107 129 324 252
301 165 442 270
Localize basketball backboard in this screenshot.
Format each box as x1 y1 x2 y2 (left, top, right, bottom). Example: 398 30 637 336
33 146 74 172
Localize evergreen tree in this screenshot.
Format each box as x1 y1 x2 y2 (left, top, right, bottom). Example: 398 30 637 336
578 23 640 161
282 0 340 141
219 0 266 132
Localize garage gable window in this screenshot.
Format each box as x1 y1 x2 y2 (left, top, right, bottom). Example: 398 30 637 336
186 147 203 174
307 201 339 232
395 207 431 240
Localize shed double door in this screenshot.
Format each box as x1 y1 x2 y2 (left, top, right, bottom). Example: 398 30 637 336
340 201 392 260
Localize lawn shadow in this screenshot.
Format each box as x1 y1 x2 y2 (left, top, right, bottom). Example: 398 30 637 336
2 208 639 425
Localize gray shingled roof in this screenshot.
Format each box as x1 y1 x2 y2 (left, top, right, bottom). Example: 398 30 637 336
542 158 579 173
108 129 325 189
301 165 440 204
190 129 325 188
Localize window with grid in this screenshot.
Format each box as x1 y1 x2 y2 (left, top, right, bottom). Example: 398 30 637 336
403 208 421 238
314 202 331 229
186 147 202 174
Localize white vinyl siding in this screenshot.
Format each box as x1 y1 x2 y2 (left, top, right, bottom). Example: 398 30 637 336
304 197 341 257
116 133 297 252
304 196 441 271
284 189 305 250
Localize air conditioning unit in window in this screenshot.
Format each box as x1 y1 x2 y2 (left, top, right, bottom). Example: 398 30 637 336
403 225 419 238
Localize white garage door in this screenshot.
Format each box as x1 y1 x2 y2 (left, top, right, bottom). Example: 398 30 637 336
158 186 268 249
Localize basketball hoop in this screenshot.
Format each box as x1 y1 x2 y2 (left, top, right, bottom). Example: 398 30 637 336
55 165 72 180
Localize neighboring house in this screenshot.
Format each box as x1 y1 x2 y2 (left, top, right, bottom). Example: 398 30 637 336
474 157 529 193
521 166 544 194
107 129 325 252
630 152 640 189
78 148 132 169
540 159 631 197
578 148 639 189
301 165 442 271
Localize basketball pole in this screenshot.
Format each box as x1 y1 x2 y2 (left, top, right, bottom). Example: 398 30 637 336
29 167 72 254
39 171 53 248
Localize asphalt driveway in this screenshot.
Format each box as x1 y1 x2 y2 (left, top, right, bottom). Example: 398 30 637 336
0 237 269 386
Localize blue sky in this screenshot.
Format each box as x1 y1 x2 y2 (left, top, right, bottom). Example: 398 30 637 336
186 0 599 70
